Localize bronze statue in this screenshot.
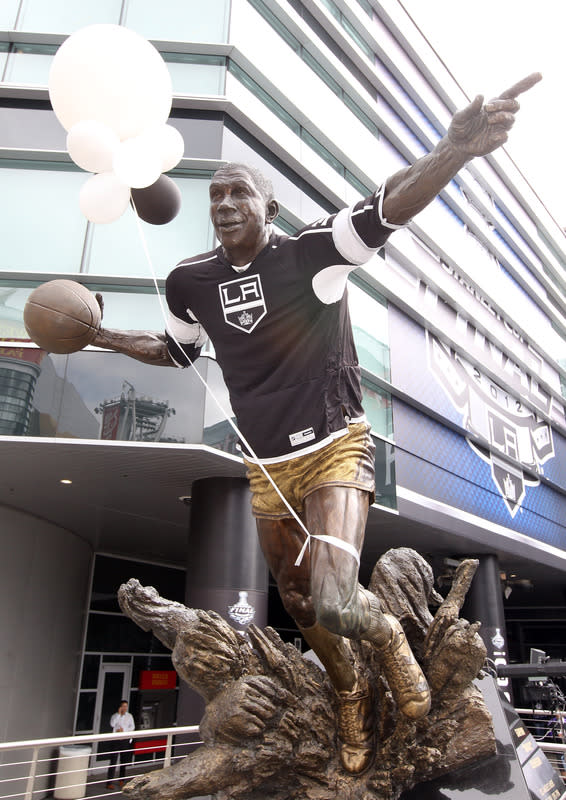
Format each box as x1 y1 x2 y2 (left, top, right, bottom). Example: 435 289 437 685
118 550 495 799
92 73 541 774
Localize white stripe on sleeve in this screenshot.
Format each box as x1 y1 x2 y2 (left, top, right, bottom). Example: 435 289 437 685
332 206 378 265
166 309 208 347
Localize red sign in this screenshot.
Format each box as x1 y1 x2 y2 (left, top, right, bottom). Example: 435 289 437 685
139 670 177 690
100 403 122 440
0 345 46 365
134 738 166 754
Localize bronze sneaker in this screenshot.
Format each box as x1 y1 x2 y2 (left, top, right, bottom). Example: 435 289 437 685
337 677 375 774
375 614 430 719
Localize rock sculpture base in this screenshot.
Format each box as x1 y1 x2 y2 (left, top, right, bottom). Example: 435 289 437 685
118 548 496 800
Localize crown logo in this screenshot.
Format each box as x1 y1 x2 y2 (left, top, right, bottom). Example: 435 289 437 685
503 473 516 501
238 310 254 326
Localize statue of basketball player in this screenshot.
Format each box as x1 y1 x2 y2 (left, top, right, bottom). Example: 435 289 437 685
92 74 541 774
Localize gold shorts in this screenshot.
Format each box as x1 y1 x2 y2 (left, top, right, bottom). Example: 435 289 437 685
245 422 375 519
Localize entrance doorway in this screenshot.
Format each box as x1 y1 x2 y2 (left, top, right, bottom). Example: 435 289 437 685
93 664 132 761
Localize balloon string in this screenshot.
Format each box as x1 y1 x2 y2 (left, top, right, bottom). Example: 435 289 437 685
129 202 331 567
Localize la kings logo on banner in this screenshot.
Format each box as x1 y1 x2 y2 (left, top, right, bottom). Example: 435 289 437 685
427 332 555 517
219 274 266 333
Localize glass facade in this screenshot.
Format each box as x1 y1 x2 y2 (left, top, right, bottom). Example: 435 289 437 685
76 554 184 733
0 161 215 278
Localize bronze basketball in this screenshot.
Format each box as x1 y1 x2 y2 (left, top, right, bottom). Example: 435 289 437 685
24 279 102 354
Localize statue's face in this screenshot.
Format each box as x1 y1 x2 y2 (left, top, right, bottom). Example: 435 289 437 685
209 167 271 263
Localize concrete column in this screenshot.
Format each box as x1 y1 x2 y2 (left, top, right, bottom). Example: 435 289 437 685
177 476 268 724
464 554 512 700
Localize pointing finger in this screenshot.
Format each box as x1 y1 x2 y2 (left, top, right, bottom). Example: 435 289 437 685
499 72 542 100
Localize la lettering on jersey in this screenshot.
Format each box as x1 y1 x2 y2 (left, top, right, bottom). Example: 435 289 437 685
165 188 400 461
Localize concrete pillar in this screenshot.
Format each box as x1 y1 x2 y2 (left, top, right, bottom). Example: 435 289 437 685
177 476 268 724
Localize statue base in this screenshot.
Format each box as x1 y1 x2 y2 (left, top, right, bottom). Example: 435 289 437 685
401 674 565 800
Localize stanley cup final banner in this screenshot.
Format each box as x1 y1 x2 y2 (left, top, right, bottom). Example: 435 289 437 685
387 302 566 552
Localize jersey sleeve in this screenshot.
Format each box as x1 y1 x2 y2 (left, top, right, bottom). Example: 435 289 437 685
303 185 407 304
332 184 406 260
165 266 207 367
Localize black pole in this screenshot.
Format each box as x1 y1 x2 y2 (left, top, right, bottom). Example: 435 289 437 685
463 554 513 701
177 476 268 725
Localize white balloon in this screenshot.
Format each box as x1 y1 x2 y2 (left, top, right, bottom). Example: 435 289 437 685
142 124 185 171
79 172 131 224
49 24 172 140
113 135 163 189
67 120 120 173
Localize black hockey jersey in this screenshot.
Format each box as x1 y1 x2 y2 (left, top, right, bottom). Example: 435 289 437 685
165 186 401 461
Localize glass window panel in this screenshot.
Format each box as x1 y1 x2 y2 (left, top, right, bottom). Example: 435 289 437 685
362 382 393 439
76 692 96 732
0 2 19 30
86 612 168 653
3 44 56 85
164 53 226 96
17 0 121 32
348 282 390 380
81 654 101 689
87 287 167 331
92 555 185 611
0 283 169 341
0 2 19 29
372 434 396 509
0 42 8 78
87 174 214 277
0 345 212 444
0 164 88 273
0 285 30 339
125 0 230 43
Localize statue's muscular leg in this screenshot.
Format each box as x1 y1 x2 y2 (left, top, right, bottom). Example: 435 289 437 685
257 489 376 774
256 516 357 692
305 487 430 722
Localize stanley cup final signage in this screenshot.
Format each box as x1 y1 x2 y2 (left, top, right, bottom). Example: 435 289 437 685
426 332 555 518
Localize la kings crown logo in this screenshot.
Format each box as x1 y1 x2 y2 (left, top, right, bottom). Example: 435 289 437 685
219 274 266 333
427 332 555 517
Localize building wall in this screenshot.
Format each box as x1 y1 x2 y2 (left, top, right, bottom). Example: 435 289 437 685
0 505 92 742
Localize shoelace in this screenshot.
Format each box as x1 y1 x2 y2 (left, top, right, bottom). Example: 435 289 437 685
339 692 371 744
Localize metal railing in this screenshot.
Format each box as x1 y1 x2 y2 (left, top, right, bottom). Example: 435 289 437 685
5 710 565 800
0 725 202 800
516 707 566 779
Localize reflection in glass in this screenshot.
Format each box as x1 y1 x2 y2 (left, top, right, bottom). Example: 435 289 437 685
3 43 56 85
372 435 396 509
362 381 392 440
349 281 390 381
201 359 238 455
95 380 177 442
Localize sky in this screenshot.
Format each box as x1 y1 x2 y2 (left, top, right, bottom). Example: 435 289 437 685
399 0 565 229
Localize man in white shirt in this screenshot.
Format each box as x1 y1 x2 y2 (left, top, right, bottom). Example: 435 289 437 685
107 700 135 789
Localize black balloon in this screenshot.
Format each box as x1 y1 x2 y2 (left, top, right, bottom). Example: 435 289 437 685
131 174 182 225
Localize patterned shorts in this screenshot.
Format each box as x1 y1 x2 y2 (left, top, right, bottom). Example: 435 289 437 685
245 422 375 519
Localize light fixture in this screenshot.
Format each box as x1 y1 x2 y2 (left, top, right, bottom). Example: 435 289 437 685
60 479 72 485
